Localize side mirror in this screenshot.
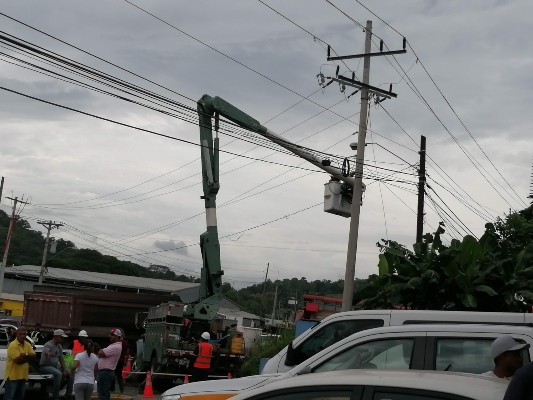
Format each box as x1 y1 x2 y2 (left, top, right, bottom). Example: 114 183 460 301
285 341 297 366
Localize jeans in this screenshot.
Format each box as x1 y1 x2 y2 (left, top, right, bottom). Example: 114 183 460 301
39 365 62 398
74 382 94 400
4 379 27 400
97 369 114 400
111 361 124 393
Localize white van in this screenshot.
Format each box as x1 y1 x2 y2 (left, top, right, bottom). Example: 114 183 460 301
261 309 533 374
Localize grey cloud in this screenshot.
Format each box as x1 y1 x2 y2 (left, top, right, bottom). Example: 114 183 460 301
153 240 189 256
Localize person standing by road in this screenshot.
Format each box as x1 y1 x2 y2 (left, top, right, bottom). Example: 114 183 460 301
40 329 69 400
71 339 99 400
72 330 89 357
503 361 533 400
97 328 123 400
481 335 529 378
192 332 213 383
111 334 129 393
4 327 36 400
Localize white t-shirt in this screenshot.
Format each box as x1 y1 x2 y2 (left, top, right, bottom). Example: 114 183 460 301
481 370 498 378
74 352 99 385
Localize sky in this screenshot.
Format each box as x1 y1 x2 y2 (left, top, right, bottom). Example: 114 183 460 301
1 0 532 289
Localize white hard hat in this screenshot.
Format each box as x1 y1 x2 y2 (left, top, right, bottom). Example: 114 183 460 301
78 330 88 338
201 332 210 340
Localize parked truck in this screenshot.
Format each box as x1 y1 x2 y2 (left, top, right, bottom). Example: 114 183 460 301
22 285 182 350
140 301 246 388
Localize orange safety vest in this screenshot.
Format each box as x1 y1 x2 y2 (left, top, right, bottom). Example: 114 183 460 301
193 342 213 369
72 340 84 356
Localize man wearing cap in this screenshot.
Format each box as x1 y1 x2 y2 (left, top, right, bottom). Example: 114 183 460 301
72 330 89 357
5 327 36 400
192 332 214 383
97 328 123 400
40 328 70 400
481 335 529 379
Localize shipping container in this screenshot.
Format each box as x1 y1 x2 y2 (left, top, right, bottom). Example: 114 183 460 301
22 285 182 341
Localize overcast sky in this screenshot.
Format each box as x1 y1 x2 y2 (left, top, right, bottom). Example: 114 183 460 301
1 0 532 289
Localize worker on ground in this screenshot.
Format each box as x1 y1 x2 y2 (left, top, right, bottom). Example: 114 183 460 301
72 330 89 356
4 327 36 400
97 328 123 400
481 335 529 378
110 333 129 393
40 328 70 400
503 361 533 400
192 332 213 382
71 339 99 400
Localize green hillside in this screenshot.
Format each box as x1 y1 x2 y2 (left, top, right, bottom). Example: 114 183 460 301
0 210 364 317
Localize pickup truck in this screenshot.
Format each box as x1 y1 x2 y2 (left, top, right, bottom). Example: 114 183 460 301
0 328 55 397
160 323 533 400
262 308 533 374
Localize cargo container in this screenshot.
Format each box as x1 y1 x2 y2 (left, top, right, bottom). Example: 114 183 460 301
22 285 182 345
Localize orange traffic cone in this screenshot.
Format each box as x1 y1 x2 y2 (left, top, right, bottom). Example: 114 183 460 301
142 370 156 398
122 357 132 378
183 374 189 384
228 372 232 379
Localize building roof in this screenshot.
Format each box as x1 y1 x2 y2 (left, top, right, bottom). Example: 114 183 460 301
5 265 199 294
0 293 24 302
218 307 262 321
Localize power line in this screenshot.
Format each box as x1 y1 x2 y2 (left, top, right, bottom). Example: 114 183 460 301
328 2 525 208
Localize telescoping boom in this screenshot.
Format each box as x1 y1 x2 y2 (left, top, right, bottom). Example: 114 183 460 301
190 95 363 320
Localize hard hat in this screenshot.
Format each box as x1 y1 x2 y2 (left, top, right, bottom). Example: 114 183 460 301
78 330 88 338
201 332 210 340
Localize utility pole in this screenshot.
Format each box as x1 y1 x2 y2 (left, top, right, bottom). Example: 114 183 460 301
416 136 427 243
325 21 407 311
0 196 29 293
0 177 4 204
270 283 278 325
342 21 373 312
37 220 64 285
261 262 269 317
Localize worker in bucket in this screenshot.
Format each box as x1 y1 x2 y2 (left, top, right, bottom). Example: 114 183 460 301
192 332 213 382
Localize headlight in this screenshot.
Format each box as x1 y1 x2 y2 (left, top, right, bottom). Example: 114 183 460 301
159 395 181 400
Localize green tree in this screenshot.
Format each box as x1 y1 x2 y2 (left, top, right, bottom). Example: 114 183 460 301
355 205 533 311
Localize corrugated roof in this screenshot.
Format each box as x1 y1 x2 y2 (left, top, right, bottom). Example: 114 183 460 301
6 265 199 293
218 307 262 321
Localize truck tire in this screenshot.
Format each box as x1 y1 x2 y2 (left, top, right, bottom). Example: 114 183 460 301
150 355 173 393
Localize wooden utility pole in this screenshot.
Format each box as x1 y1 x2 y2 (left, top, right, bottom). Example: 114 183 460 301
37 220 64 284
416 136 427 243
261 262 269 317
0 196 29 292
270 284 278 325
326 21 406 311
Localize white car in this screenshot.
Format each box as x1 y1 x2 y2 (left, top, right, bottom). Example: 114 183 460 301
228 370 509 400
158 323 533 400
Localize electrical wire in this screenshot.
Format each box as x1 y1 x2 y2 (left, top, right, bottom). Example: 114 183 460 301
327 1 525 209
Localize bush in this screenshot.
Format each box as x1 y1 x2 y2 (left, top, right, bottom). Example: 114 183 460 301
240 328 295 376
